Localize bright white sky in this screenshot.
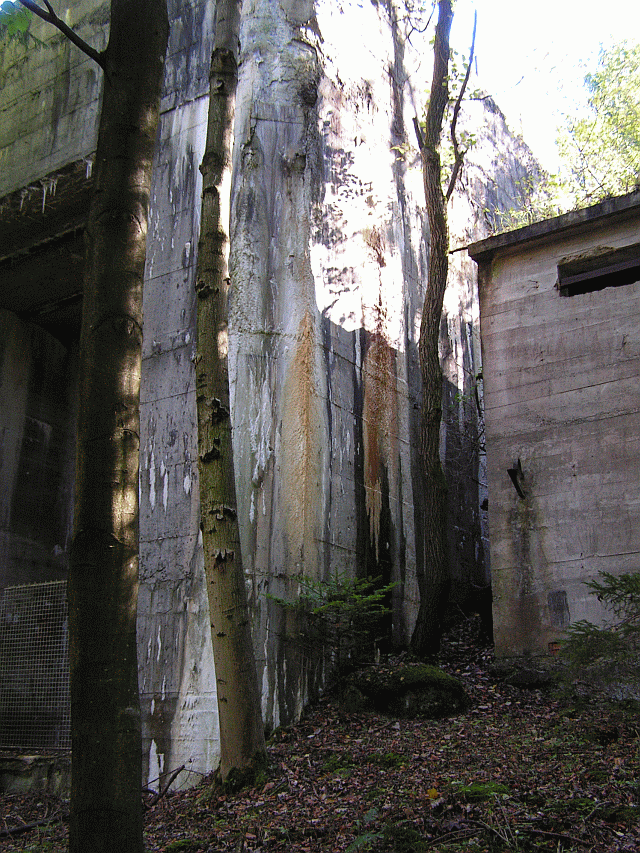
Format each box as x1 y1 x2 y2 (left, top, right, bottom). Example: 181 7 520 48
450 1 640 170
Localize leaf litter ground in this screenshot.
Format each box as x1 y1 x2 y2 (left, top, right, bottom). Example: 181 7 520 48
1 619 638 852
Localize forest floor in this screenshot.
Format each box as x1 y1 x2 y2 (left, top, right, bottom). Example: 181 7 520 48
1 618 638 853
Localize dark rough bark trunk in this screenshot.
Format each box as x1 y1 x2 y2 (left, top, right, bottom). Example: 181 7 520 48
67 2 168 851
195 0 267 781
410 0 454 657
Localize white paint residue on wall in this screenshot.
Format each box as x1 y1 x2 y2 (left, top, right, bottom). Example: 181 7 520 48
148 740 164 789
183 469 191 496
247 367 274 500
149 450 156 509
262 620 277 726
160 460 168 511
250 491 255 524
156 626 162 662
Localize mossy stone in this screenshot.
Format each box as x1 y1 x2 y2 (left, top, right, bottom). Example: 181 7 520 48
343 663 470 719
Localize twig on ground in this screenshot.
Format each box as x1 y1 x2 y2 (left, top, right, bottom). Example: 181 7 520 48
144 764 186 809
0 812 67 839
526 827 592 847
424 827 479 847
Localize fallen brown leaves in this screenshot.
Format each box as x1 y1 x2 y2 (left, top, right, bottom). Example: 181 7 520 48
1 621 638 852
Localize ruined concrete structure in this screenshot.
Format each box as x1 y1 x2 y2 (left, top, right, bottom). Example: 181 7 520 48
469 192 640 658
1 0 535 787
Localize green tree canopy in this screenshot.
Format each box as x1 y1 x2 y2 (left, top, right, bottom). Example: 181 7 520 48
0 1 33 45
556 40 640 205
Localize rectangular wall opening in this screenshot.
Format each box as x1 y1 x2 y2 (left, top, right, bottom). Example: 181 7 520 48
558 243 640 296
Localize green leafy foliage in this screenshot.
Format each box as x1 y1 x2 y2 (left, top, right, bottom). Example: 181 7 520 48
492 40 640 233
556 41 640 206
0 1 46 48
488 174 564 233
562 571 640 685
561 620 627 667
345 808 382 853
268 573 396 672
1 1 31 44
416 43 480 192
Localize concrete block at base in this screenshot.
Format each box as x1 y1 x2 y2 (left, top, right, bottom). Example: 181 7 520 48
0 752 71 796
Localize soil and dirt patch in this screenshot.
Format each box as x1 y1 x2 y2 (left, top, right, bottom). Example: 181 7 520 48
1 620 638 852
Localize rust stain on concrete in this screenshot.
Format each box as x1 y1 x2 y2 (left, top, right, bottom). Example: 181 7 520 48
280 309 325 578
362 331 398 560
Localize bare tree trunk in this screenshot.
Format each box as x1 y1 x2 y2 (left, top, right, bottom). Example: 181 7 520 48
410 0 454 657
195 0 267 782
67 2 168 851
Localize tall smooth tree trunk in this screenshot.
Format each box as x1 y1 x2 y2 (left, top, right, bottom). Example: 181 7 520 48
411 0 454 657
67 2 168 851
195 0 266 781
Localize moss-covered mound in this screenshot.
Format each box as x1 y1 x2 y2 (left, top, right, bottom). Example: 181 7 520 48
342 663 470 719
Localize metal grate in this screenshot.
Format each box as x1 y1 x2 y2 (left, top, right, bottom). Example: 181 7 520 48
0 581 70 751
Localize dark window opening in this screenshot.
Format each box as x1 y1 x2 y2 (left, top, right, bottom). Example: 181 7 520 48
558 242 640 296
547 589 570 628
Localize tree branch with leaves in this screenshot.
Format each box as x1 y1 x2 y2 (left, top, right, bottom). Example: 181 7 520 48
1 0 104 65
556 40 640 206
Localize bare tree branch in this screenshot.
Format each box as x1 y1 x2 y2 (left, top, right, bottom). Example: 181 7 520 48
143 765 186 810
0 813 67 839
445 10 477 201
404 1 436 47
423 0 452 153
413 115 425 150
18 0 105 68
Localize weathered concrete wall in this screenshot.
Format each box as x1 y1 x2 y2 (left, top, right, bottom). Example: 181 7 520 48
137 0 433 762
470 195 640 657
441 97 546 620
1 0 542 789
228 0 428 727
0 0 106 196
137 0 217 790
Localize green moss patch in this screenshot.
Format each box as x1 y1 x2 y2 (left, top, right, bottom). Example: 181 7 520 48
453 781 510 802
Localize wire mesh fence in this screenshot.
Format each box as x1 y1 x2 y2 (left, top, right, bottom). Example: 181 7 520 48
0 580 71 751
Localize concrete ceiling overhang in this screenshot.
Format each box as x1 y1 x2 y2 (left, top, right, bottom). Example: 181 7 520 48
0 159 92 346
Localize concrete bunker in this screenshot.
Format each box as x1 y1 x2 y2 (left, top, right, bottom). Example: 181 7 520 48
468 190 640 658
